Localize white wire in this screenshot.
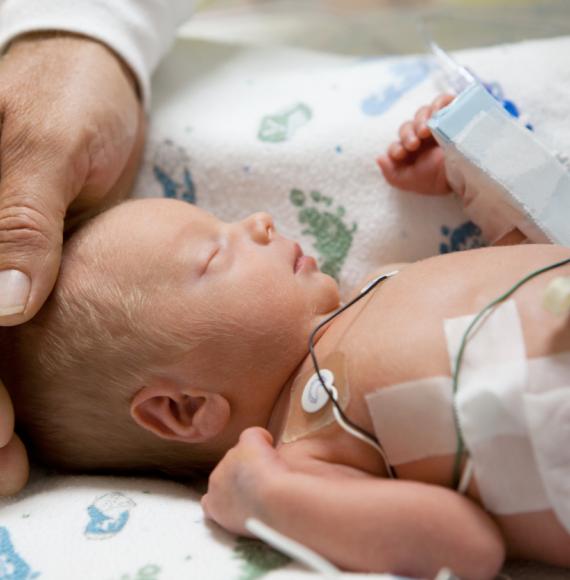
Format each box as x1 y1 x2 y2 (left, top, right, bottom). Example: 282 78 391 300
325 386 396 479
245 517 341 577
457 458 474 495
331 407 396 479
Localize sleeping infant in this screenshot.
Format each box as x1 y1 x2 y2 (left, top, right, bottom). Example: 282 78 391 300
3 97 569 580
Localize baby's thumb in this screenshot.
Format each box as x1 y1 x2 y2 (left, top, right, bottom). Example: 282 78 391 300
240 427 275 448
0 179 65 326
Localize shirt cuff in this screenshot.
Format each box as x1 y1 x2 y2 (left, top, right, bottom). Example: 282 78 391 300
0 0 196 110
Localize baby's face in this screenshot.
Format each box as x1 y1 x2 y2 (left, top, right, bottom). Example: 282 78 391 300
100 198 340 410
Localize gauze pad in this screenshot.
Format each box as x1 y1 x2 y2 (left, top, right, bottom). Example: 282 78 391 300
429 83 570 246
444 299 551 515
366 298 570 529
524 352 570 533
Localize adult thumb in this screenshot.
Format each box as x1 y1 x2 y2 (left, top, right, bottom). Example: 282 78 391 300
0 176 65 326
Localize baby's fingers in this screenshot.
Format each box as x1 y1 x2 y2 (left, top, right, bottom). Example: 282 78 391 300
413 106 433 139
414 95 455 139
398 121 421 153
431 93 455 114
387 141 407 162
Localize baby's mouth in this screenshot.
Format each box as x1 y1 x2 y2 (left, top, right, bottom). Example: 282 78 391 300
293 243 318 273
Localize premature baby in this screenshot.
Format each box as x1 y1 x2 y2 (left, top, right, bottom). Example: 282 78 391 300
3 97 570 580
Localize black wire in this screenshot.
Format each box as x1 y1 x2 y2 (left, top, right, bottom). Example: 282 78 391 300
308 274 392 447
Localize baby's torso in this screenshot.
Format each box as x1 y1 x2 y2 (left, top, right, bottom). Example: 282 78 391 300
276 244 570 565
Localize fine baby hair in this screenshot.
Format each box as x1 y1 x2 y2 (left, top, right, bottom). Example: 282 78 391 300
2 201 217 477
1 195 338 478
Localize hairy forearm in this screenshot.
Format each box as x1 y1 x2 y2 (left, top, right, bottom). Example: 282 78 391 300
258 472 505 580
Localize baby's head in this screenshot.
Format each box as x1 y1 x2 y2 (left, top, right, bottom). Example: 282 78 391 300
3 198 339 476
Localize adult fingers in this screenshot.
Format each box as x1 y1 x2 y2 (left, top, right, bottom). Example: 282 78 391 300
0 433 29 496
0 112 75 326
0 379 14 447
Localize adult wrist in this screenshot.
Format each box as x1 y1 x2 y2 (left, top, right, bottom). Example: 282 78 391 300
6 31 141 103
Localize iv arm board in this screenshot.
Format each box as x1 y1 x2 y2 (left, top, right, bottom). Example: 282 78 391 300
428 82 570 247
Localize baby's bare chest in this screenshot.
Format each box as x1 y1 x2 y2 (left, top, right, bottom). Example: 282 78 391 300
296 252 570 485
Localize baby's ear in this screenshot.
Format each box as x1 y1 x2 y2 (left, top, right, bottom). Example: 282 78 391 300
130 380 230 444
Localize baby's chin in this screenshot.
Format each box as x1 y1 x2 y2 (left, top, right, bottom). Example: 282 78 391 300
313 272 341 316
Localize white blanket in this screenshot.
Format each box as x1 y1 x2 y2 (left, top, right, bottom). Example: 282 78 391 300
2 32 570 580
133 34 570 298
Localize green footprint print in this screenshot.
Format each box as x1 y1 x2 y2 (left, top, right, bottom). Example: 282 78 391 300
233 537 290 580
290 188 357 280
258 103 312 143
117 563 161 580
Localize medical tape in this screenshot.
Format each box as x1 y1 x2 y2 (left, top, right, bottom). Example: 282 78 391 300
524 352 570 533
366 298 569 523
364 302 532 469
281 351 350 444
444 299 551 515
365 376 457 465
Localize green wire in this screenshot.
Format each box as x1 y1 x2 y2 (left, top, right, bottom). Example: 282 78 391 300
451 256 570 489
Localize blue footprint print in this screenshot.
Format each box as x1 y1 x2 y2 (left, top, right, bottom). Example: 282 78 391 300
85 492 136 540
0 527 39 580
439 221 485 253
152 139 196 204
361 59 431 116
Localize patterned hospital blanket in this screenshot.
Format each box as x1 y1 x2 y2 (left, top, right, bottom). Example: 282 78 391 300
133 34 570 299
1 25 570 580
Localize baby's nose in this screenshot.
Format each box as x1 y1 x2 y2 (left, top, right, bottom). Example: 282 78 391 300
243 212 274 244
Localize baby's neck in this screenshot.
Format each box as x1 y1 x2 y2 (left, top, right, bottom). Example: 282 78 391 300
264 279 380 445
265 323 335 444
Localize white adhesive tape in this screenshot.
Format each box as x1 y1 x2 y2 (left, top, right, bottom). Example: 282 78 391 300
444 299 551 515
524 352 570 533
365 376 456 465
366 299 570 528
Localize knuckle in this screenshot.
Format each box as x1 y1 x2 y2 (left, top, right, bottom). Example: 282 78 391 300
3 125 70 175
415 106 428 118
0 201 57 254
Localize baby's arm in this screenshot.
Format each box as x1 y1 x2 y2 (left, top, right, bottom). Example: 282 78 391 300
202 428 505 580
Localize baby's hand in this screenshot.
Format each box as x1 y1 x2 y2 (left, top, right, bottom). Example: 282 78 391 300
377 94 455 195
201 427 288 536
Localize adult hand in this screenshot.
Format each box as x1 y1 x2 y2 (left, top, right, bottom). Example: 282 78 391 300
0 32 146 495
0 32 146 326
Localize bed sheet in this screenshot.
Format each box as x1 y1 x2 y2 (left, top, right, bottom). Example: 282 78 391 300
0 470 406 579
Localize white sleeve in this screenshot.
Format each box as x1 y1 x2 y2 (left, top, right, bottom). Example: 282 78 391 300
0 0 197 109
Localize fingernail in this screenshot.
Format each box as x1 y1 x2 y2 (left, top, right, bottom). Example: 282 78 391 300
0 270 31 317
